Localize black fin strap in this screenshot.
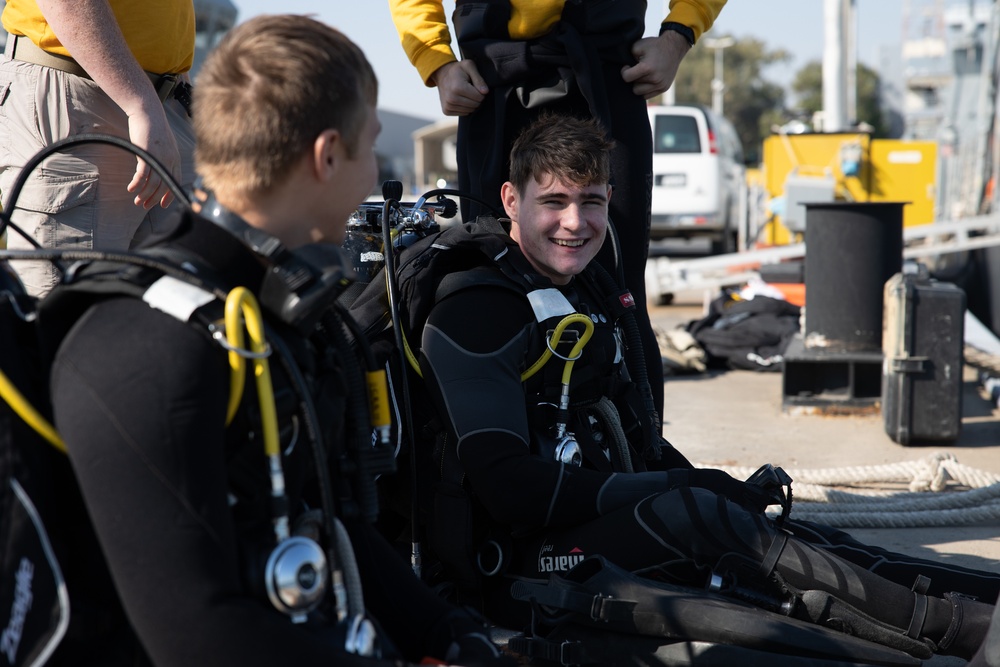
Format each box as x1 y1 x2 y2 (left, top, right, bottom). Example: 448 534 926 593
759 530 788 580
937 592 964 652
906 574 932 639
510 581 635 623
907 590 930 639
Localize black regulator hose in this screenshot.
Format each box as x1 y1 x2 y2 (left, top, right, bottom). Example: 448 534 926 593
604 215 626 291
266 330 356 620
586 259 663 462
319 307 389 524
412 188 502 219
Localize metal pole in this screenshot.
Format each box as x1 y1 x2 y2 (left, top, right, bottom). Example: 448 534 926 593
846 0 857 126
704 36 735 115
823 0 848 131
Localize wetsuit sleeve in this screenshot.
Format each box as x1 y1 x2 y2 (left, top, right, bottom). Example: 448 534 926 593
50 298 422 666
665 0 727 42
388 0 458 85
421 287 670 529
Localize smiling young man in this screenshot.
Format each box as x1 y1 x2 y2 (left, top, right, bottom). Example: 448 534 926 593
384 112 998 660
500 157 611 284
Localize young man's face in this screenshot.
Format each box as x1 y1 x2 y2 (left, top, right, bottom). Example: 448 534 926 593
501 173 610 285
328 104 381 244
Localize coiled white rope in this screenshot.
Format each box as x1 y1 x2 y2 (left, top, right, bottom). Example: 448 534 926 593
701 453 1000 528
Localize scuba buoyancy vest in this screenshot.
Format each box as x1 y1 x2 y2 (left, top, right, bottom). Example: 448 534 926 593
348 216 686 597
348 215 673 477
0 209 397 665
0 264 71 667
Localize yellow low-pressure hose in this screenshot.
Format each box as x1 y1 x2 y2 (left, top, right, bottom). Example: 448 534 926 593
224 287 278 455
223 291 249 426
224 287 288 541
0 288 284 479
550 313 595 440
403 309 595 386
556 314 595 386
523 313 594 382
0 367 65 453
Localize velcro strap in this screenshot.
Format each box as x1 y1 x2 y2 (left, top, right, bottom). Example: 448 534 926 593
906 591 929 639
906 574 933 639
759 531 788 580
510 581 635 622
911 574 931 595
937 592 964 652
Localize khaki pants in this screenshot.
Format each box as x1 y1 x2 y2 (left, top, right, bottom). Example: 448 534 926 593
0 52 195 296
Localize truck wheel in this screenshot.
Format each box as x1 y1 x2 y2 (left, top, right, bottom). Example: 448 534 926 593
655 292 675 306
710 230 737 255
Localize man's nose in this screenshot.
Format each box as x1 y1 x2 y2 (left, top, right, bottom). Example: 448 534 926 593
561 204 587 230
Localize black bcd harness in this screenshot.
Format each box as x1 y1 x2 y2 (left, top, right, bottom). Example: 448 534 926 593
0 210 396 665
348 216 684 600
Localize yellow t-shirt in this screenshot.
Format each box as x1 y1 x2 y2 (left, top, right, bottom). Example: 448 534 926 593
2 0 195 74
390 0 727 85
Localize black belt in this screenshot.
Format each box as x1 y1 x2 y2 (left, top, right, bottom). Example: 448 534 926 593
6 34 189 107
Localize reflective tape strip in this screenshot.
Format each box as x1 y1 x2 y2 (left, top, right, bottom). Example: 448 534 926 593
142 275 215 322
527 288 575 323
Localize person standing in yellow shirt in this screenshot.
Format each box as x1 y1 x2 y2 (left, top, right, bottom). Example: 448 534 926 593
389 0 727 432
0 0 197 296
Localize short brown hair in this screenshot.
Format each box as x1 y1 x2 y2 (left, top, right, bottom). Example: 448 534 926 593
507 112 614 194
194 14 377 199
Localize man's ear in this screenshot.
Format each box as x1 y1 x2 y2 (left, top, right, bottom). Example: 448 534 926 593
312 129 341 180
500 181 519 220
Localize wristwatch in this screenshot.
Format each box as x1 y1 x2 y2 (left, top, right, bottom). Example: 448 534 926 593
659 21 696 47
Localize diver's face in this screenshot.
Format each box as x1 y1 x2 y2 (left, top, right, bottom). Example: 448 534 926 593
502 173 610 285
327 104 381 244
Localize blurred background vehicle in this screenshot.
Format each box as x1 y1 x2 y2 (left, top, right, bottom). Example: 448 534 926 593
648 104 746 254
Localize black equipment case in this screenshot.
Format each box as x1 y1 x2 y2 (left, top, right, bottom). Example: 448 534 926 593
882 266 966 445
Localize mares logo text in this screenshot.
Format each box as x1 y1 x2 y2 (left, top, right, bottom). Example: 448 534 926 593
538 547 585 573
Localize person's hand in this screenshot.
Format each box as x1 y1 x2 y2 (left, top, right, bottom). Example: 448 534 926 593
431 60 489 116
125 105 181 209
621 30 691 100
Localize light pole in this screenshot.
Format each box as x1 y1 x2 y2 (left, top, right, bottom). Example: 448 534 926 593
704 36 734 116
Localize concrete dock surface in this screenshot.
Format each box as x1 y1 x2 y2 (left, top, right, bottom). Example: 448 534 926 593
652 298 1000 666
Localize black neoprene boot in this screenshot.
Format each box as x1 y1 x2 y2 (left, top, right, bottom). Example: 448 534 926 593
761 532 993 660
931 593 994 660
797 589 994 660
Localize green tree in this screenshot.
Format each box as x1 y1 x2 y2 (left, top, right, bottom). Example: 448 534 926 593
791 61 887 137
669 35 791 165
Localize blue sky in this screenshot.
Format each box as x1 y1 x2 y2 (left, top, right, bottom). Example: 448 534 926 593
229 1 904 122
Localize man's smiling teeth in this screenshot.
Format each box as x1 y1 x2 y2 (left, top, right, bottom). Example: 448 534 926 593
553 238 585 247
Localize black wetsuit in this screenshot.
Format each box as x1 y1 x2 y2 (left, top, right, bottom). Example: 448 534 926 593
417 241 1000 657
453 0 664 417
45 212 504 667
